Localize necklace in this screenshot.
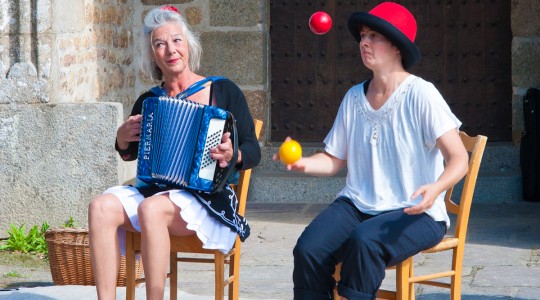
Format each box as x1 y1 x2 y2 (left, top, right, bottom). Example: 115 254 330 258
356 76 417 146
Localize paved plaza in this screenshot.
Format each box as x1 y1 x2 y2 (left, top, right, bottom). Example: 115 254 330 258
0 202 539 299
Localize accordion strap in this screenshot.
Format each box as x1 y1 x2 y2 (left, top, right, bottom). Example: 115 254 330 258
149 76 227 100
178 76 227 100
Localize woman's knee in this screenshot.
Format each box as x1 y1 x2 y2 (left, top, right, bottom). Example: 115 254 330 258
88 193 125 230
346 226 379 253
88 194 120 218
137 195 171 223
293 234 323 263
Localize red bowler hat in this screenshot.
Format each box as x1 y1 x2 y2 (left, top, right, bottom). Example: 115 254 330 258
347 2 420 69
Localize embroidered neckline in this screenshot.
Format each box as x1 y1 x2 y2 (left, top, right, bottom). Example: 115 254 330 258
355 76 418 146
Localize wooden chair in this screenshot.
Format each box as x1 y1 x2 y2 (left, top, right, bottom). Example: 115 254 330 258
125 119 263 300
334 132 487 300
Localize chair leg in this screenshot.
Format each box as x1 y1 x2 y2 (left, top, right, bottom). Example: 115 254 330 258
396 257 412 300
215 252 225 300
451 249 463 300
229 240 241 300
170 252 178 300
333 263 342 299
408 258 414 300
450 274 461 300
125 232 136 300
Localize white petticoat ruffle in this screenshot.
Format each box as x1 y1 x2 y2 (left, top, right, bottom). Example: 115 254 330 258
104 186 237 254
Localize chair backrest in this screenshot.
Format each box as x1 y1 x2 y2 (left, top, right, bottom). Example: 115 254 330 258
442 132 487 245
232 119 263 216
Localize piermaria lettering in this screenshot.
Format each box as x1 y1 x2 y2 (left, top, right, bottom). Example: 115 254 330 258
143 112 153 160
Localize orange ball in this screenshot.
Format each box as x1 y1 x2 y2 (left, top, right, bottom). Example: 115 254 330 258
279 139 302 165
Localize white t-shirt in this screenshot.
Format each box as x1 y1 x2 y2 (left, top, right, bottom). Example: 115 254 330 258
324 75 461 227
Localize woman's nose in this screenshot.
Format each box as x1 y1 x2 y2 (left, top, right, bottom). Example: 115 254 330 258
360 38 370 47
166 41 176 53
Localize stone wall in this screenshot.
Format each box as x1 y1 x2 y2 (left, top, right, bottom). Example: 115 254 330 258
0 0 268 235
511 0 540 142
0 0 127 233
0 103 123 230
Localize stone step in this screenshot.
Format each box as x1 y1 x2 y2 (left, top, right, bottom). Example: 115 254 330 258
248 143 525 203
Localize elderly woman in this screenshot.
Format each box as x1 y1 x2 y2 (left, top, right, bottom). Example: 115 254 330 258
88 5 260 300
275 2 469 299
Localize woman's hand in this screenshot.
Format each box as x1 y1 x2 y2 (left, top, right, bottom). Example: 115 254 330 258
405 129 469 215
210 132 235 168
273 137 345 175
273 137 304 171
404 183 441 215
116 115 142 150
273 155 306 172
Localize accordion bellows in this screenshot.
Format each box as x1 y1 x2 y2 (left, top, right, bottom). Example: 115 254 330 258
137 77 237 193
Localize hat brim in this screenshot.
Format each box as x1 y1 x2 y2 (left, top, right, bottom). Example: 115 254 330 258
348 12 420 69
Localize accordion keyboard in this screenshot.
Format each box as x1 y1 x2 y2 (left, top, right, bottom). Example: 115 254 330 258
198 118 226 180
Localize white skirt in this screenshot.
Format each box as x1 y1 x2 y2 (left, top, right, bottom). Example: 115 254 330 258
104 185 237 254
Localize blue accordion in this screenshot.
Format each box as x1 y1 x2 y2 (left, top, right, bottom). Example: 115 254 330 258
136 77 238 193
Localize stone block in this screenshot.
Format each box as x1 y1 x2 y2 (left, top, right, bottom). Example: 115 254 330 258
0 62 49 104
511 0 540 37
249 174 344 203
36 0 52 33
512 37 540 87
243 89 266 139
0 102 123 237
479 142 520 174
210 0 262 27
0 0 10 34
36 33 54 79
200 31 264 86
512 92 525 143
52 0 86 33
184 7 202 26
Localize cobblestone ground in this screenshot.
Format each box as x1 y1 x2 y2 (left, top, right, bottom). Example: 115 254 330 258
0 203 539 300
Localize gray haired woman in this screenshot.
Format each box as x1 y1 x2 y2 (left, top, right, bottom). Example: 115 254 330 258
88 5 260 299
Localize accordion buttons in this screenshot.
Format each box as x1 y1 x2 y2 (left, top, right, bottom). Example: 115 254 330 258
202 131 222 169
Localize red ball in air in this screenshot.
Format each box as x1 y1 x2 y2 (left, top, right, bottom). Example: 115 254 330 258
309 11 332 35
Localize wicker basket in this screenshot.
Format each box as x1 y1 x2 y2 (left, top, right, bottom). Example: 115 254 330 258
45 228 143 286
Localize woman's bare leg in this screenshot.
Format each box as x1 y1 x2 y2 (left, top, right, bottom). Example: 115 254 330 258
137 194 194 300
88 193 134 300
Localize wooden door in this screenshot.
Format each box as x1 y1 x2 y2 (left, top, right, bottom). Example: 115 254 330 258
270 0 511 142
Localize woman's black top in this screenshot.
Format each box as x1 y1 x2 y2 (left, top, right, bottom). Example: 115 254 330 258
114 78 261 241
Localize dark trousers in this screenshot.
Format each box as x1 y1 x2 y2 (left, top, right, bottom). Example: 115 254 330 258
293 197 446 300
